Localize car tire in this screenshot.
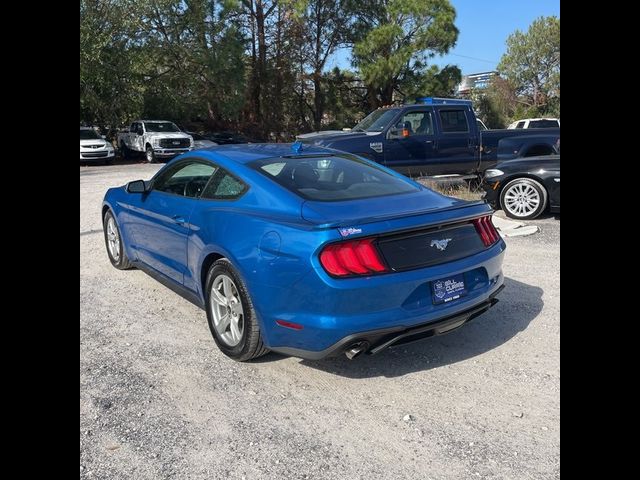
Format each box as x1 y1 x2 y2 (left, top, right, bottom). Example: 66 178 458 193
499 177 547 220
145 145 156 163
103 210 133 270
205 259 270 362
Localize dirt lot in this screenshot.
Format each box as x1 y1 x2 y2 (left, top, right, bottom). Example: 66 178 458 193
80 162 559 479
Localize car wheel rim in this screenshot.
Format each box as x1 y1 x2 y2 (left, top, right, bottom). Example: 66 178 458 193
106 217 120 261
503 183 540 217
210 274 244 347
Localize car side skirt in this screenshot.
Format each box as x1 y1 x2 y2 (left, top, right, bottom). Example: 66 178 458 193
135 261 205 309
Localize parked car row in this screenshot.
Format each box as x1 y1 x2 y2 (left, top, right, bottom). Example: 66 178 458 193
86 98 559 219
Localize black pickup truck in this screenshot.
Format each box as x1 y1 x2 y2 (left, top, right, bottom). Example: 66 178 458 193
298 98 560 177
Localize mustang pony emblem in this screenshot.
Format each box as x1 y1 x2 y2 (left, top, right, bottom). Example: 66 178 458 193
430 238 452 251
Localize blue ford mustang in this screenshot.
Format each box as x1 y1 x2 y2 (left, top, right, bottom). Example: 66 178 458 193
102 144 505 361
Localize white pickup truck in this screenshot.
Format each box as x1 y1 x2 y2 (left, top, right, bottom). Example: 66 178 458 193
117 120 193 162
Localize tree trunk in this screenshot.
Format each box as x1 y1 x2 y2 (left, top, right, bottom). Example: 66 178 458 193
313 73 323 130
381 83 394 105
256 1 267 136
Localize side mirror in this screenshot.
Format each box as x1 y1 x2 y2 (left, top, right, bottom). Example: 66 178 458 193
126 180 149 194
388 122 411 140
388 127 402 140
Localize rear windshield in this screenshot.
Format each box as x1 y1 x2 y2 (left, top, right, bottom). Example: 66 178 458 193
528 120 559 128
251 155 419 201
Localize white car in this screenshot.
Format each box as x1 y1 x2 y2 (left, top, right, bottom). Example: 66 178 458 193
507 118 560 129
80 127 115 164
117 120 193 163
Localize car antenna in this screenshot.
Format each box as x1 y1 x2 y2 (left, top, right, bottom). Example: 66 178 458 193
291 141 303 154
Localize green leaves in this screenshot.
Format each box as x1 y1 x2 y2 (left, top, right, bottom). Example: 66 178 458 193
350 0 458 105
497 16 560 115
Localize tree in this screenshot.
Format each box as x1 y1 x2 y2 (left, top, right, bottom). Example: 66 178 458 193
497 16 560 116
301 0 348 130
80 0 149 128
348 0 458 108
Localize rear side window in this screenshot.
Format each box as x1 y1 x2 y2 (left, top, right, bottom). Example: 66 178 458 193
201 169 247 200
439 110 469 133
528 120 559 128
251 155 419 201
515 121 526 129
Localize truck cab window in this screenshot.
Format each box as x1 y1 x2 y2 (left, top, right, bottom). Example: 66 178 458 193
400 111 433 135
439 110 469 133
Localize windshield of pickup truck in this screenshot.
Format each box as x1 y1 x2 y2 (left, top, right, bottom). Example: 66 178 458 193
80 129 101 140
144 122 181 133
251 154 418 201
352 109 400 132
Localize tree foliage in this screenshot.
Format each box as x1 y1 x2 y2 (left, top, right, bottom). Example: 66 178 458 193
80 0 499 138
497 15 560 117
349 0 458 107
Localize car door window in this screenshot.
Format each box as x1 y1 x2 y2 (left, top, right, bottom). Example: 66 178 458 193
153 161 217 198
397 111 433 135
201 169 248 200
438 110 469 133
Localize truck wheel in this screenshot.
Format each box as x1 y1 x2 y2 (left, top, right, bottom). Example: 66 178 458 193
145 145 156 163
500 178 547 220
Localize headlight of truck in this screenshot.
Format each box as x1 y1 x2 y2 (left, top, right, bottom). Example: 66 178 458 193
484 169 504 178
153 138 161 147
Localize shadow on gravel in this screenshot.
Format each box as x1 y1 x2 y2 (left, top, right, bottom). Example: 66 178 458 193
290 277 543 378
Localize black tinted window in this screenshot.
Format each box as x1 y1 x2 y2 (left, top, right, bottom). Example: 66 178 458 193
439 110 469 133
80 129 101 140
145 122 181 132
528 120 559 128
251 155 419 201
201 170 247 200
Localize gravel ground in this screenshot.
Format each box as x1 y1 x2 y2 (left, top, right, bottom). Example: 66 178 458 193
80 161 560 480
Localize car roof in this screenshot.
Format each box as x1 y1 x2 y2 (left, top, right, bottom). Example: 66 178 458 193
194 143 334 164
515 118 559 122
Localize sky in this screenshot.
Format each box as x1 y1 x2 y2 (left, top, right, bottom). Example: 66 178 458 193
326 0 560 75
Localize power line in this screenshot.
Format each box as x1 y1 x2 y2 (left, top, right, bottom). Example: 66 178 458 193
447 53 500 65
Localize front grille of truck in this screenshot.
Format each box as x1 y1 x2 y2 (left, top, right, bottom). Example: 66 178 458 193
159 138 190 148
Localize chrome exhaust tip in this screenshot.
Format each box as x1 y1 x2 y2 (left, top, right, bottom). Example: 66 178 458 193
344 341 370 360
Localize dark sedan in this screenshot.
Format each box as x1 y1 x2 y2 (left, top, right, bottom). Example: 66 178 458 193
482 155 560 220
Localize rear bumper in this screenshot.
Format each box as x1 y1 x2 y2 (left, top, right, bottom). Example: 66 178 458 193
271 284 503 360
255 239 506 357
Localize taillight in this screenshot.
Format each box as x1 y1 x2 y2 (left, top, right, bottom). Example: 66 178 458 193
472 215 500 247
319 238 388 277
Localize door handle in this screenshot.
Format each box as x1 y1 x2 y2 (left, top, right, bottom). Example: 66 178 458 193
172 215 186 225
425 140 433 144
